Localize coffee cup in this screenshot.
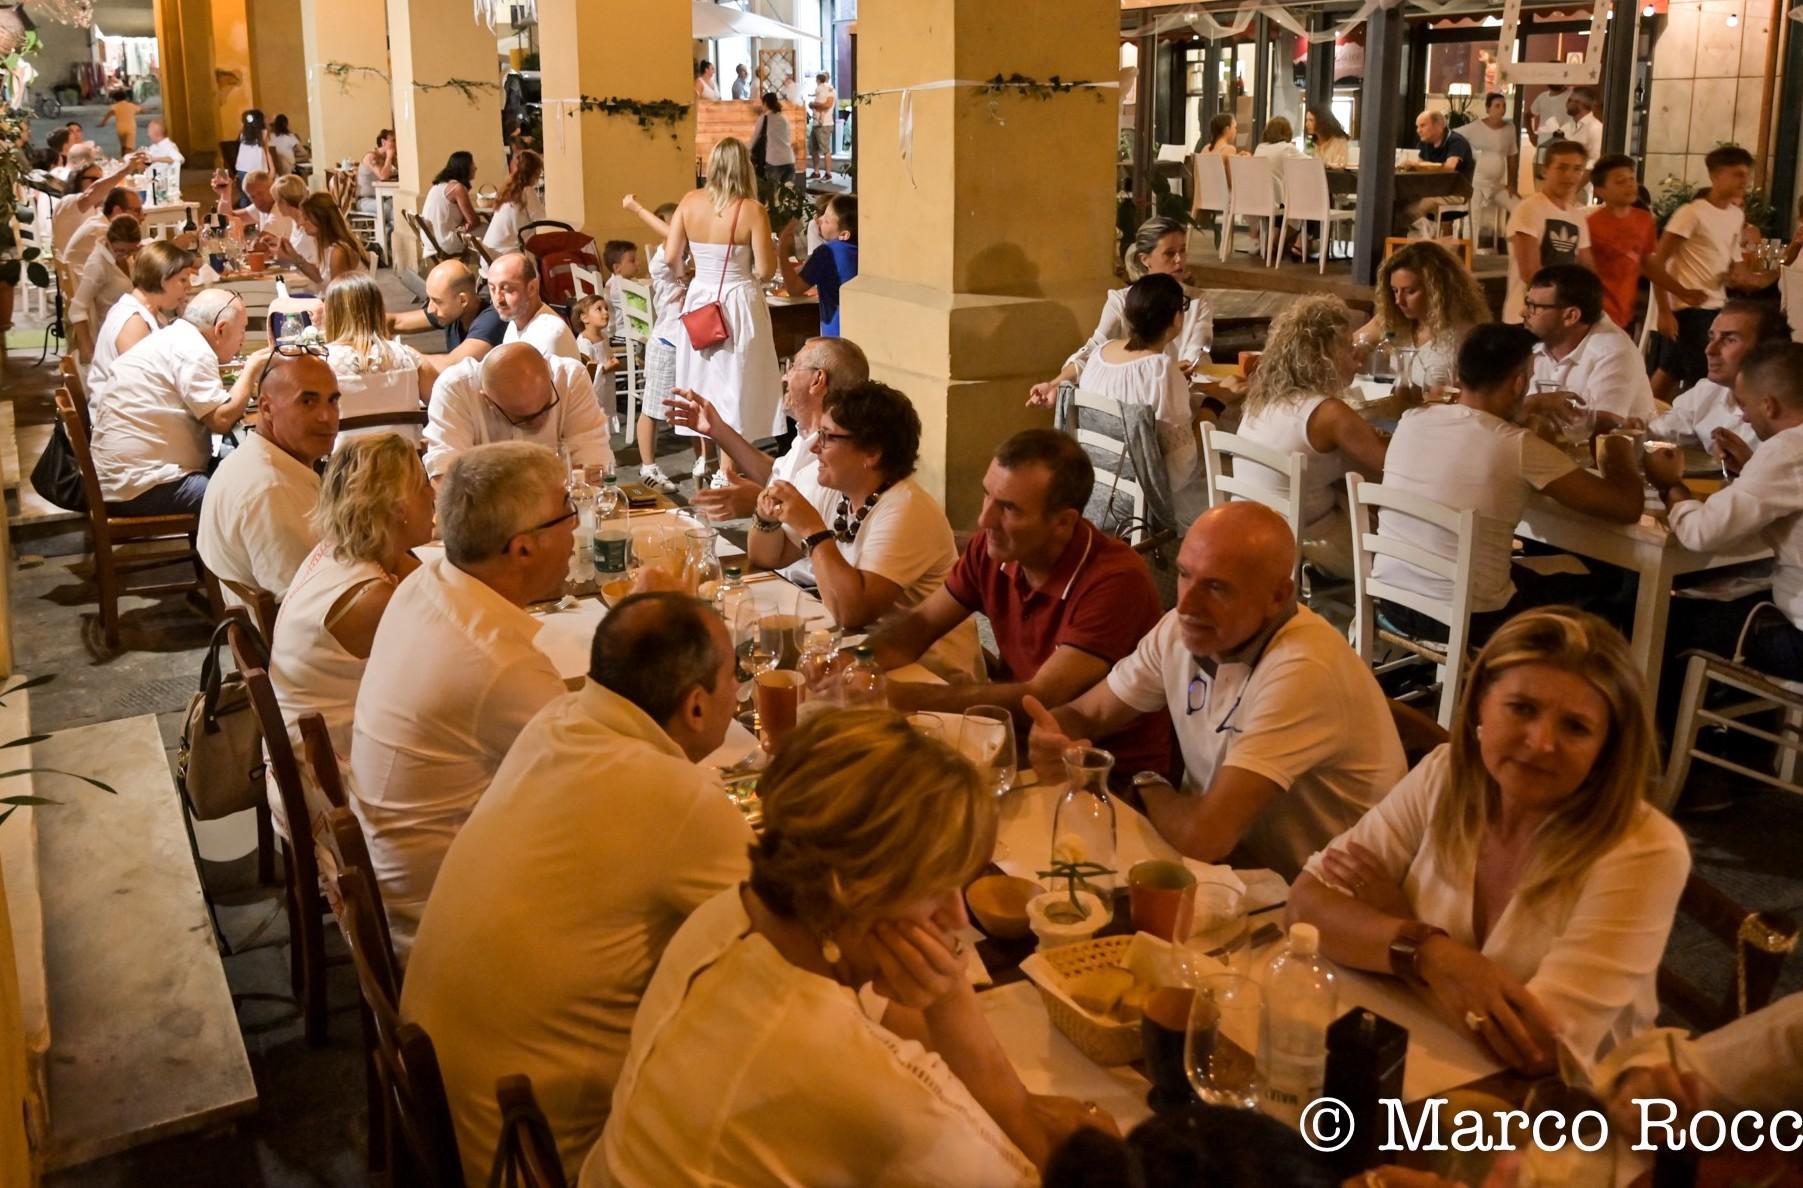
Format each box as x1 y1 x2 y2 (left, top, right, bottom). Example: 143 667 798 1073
1128 860 1197 941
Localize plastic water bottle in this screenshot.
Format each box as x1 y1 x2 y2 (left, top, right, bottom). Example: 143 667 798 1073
712 564 744 617
568 488 596 585
1258 923 1339 1130
837 645 887 708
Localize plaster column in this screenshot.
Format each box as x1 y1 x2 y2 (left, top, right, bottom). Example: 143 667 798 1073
538 0 694 243
153 0 221 166
383 0 508 271
842 0 1119 523
300 0 391 176
208 0 255 159
247 0 310 141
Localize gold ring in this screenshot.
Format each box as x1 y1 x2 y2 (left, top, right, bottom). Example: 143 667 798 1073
1083 1100 1100 1114
1464 1010 1488 1030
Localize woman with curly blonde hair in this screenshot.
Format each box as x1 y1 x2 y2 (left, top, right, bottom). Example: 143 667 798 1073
1291 608 1688 1071
1236 294 1387 575
1356 240 1492 396
591 708 1118 1187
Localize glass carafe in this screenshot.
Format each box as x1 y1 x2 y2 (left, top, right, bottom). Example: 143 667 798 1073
684 526 723 599
1053 746 1117 893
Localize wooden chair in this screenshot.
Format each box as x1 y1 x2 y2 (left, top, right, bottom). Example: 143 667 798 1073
491 1075 569 1188
1387 698 1450 769
224 615 332 1046
298 712 348 810
221 579 279 643
1656 875 1797 1033
54 387 222 649
58 354 87 412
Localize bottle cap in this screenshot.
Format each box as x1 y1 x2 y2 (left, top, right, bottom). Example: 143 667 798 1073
853 644 874 660
1289 922 1320 956
804 628 834 650
724 564 741 578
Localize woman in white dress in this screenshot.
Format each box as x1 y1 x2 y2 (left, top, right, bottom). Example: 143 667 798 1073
267 434 435 838
664 137 783 465
420 150 481 258
587 709 1114 1187
320 272 434 442
1234 294 1388 577
1290 609 1690 1069
1028 216 1214 403
1461 92 1521 242
70 214 140 364
86 239 195 396
1353 238 1490 397
231 108 272 206
480 149 544 261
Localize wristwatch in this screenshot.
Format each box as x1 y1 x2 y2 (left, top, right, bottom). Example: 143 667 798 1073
1131 771 1174 795
802 528 835 554
1388 920 1448 985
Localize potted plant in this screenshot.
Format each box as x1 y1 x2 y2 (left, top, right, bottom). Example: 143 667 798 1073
1028 857 1114 947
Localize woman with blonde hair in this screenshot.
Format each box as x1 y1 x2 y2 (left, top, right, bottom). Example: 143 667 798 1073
481 148 544 259
1235 293 1388 576
266 433 435 836
589 709 1115 1187
662 136 783 477
1355 239 1491 396
321 272 434 437
260 173 317 264
272 191 365 286
1289 608 1690 1070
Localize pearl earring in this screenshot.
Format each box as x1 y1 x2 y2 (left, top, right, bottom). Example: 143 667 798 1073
820 936 842 964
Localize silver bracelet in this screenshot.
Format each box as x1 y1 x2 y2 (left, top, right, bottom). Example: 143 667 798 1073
752 515 782 534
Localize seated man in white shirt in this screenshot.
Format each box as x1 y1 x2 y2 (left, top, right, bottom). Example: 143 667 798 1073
65 186 142 277
51 151 147 257
671 335 869 521
403 591 751 1185
1604 990 1803 1127
1524 264 1656 422
490 250 580 360
1022 501 1407 879
349 442 574 961
423 342 612 481
198 346 341 605
89 290 256 516
1375 323 1644 647
212 169 277 234
142 119 184 170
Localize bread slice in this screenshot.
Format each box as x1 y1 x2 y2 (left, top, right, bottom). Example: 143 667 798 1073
1067 966 1135 1016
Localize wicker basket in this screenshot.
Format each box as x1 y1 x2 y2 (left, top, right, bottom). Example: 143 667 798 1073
1021 934 1144 1066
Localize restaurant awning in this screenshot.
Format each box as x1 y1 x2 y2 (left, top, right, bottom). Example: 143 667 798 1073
692 1 821 41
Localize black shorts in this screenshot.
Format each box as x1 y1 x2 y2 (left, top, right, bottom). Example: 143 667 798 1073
1654 306 1717 388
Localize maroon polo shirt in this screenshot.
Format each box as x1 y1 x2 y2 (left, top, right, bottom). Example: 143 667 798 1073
943 521 1172 779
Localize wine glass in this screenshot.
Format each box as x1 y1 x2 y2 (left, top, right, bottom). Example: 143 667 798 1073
958 705 1017 798
906 713 945 741
756 580 806 670
1184 972 1263 1110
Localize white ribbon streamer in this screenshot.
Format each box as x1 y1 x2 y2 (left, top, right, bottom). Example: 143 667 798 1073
852 78 1122 188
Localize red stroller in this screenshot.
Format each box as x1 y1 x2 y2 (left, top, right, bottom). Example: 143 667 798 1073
519 220 601 310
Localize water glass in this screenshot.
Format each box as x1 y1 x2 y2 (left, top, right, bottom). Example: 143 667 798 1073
756 581 806 670
958 705 1017 798
1184 972 1263 1109
906 712 945 741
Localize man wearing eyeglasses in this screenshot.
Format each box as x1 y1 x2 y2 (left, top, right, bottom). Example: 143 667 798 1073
423 341 613 482
198 343 341 607
1523 265 1656 423
1023 501 1405 879
350 442 574 962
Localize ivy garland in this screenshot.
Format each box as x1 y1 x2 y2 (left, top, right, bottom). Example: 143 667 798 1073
415 77 501 106
323 61 391 94
574 95 691 142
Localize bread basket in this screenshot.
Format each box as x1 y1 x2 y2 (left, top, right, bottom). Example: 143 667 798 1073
1019 934 1143 1066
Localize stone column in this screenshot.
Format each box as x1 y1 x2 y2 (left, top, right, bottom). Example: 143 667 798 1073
208 0 255 159
247 0 310 141
152 0 221 166
383 0 508 271
538 0 695 244
842 0 1119 524
300 0 391 177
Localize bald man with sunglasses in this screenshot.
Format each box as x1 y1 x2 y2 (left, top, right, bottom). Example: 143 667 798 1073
423 341 613 481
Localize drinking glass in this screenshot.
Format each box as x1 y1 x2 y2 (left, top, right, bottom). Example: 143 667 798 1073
1184 972 1263 1109
731 597 776 726
906 712 945 741
958 705 1017 798
756 581 806 670
595 482 622 520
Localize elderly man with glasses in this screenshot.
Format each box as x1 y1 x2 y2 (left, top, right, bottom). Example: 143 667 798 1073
423 341 613 482
350 441 576 962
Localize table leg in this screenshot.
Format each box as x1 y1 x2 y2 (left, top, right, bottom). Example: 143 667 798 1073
1631 553 1677 696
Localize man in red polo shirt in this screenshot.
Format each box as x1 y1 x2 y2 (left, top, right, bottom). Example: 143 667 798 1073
869 429 1170 778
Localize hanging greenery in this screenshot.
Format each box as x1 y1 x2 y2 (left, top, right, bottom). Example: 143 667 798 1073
323 61 391 94
978 73 1103 101
574 95 691 142
415 77 501 106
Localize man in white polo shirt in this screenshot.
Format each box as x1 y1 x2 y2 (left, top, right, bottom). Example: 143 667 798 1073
423 342 613 481
490 250 580 361
141 119 184 170
1023 501 1405 879
1525 264 1656 422
198 346 340 604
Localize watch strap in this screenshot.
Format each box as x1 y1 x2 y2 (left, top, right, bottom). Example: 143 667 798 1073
802 528 835 553
1388 920 1447 985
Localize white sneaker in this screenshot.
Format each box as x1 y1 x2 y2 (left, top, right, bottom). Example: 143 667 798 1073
691 456 710 482
709 469 730 490
639 464 678 493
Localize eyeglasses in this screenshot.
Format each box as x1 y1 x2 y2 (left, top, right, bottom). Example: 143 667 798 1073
484 387 562 428
815 430 857 446
1520 299 1565 314
252 340 329 405
518 497 578 537
1186 668 1250 734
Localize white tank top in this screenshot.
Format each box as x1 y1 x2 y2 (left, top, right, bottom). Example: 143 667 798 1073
86 292 159 402
1234 393 1353 528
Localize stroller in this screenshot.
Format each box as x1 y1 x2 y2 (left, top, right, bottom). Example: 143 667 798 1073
520 220 602 312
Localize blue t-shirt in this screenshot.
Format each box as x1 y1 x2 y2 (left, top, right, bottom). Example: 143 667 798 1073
800 240 858 337
1418 129 1475 179
440 300 507 352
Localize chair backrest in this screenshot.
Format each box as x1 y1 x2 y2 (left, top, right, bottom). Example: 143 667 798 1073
224 615 323 850
221 579 278 642
490 1075 569 1188
1192 152 1231 216
315 805 396 965
568 261 605 302
403 209 446 261
1226 155 1279 218
1656 875 1798 1032
1068 388 1149 545
1384 235 1473 270
58 354 87 409
297 712 348 810
54 387 108 530
1345 473 1479 727
615 276 653 343
1155 142 1188 163
1198 422 1305 581
1279 157 1333 220
1386 698 1450 769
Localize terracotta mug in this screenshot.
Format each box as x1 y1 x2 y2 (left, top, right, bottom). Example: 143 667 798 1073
1237 351 1262 381
1128 859 1197 941
245 250 269 273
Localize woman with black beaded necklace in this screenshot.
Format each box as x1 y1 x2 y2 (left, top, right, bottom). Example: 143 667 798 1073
748 380 981 679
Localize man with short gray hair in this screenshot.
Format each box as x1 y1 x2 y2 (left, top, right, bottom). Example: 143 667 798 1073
491 250 581 360
1404 108 1474 237
350 440 573 961
424 340 613 480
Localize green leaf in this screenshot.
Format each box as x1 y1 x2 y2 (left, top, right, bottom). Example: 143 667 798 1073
0 808 13 829
0 735 50 749
0 768 117 795
25 262 49 289
0 795 59 807
0 674 55 697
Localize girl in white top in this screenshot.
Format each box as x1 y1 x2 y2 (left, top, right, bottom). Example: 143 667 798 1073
751 382 982 681
232 108 271 180
268 435 434 839
70 214 140 360
261 175 317 265
1305 106 1351 170
480 149 544 261
266 113 300 175
1355 239 1491 397
320 272 435 439
1291 609 1691 1069
356 129 397 213
270 192 365 288
420 151 482 257
86 239 195 397
1234 294 1387 577
589 710 1110 1187
1030 216 1214 402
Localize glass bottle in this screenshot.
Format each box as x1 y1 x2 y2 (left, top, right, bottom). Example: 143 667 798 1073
1258 923 1339 1129
713 563 744 617
837 645 887 708
592 480 630 577
1052 746 1117 893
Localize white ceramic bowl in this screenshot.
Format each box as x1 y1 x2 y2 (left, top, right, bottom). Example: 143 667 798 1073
1027 889 1112 950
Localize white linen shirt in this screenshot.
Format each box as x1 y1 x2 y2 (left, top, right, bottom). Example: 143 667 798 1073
423 355 613 479
197 431 322 603
588 890 1037 1188
1667 423 1803 630
1065 285 1214 374
1648 378 1759 458
88 319 233 503
1530 316 1656 421
1105 605 1406 878
63 212 108 278
69 241 131 328
347 555 567 962
402 683 752 1186
502 303 581 361
1302 744 1690 1061
86 291 160 397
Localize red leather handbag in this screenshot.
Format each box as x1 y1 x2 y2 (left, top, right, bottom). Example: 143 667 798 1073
680 199 743 350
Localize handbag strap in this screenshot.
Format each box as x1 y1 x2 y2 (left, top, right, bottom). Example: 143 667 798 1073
196 617 237 730
713 200 744 304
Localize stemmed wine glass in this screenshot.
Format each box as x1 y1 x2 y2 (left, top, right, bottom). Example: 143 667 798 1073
958 705 1017 798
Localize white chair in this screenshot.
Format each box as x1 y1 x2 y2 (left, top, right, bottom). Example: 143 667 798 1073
1199 422 1304 583
15 193 53 320
1345 473 1479 728
1433 201 1473 243
1068 387 1151 547
1223 156 1282 267
612 274 653 434
1660 605 1803 813
1191 152 1231 256
1780 260 1803 345
1276 158 1359 274
1156 143 1188 164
